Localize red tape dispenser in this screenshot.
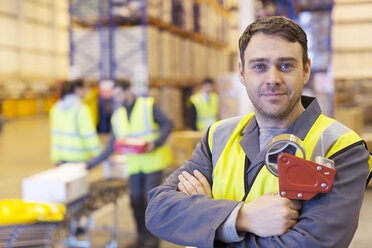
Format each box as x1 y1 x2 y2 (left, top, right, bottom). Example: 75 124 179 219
265 134 336 200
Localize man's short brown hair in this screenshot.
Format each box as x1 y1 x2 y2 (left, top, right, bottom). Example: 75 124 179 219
239 16 308 68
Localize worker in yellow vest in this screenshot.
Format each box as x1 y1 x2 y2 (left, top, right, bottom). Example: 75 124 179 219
50 80 101 165
146 16 372 248
87 79 173 248
188 78 219 131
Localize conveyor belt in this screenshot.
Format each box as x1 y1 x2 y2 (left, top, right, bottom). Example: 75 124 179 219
0 223 58 248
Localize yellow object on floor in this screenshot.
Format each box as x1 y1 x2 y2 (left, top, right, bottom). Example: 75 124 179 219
0 199 66 225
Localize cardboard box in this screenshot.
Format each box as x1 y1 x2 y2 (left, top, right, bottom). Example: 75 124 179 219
158 86 184 130
362 133 372 152
334 107 364 136
22 163 89 204
103 155 128 180
168 131 204 166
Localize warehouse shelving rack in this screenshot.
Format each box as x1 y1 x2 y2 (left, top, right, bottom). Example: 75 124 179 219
69 0 148 81
274 0 334 73
69 0 231 83
69 0 232 131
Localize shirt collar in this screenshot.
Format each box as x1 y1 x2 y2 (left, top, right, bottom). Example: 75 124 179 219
239 96 321 166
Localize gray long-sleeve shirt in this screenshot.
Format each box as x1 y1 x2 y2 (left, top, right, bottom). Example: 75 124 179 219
87 98 173 169
146 96 371 248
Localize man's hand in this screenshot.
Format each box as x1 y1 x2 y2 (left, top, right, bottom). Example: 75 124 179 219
145 142 155 153
236 192 301 237
177 170 212 198
81 162 89 170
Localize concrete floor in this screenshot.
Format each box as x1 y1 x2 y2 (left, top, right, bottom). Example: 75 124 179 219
0 115 371 247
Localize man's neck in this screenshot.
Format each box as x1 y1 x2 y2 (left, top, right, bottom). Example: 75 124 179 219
124 97 136 108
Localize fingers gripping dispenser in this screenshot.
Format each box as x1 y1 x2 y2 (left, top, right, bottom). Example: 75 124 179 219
265 134 336 200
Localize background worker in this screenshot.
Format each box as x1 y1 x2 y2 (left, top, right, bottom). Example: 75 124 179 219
187 78 219 131
87 79 173 248
146 16 372 248
49 79 101 165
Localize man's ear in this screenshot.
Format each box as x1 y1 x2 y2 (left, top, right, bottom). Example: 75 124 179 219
238 61 245 86
303 58 311 86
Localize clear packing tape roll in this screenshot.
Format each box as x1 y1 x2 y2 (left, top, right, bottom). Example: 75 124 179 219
265 134 306 177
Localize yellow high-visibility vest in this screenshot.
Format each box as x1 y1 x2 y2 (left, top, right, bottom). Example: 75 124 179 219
50 101 100 164
111 97 171 175
208 113 372 202
190 92 219 131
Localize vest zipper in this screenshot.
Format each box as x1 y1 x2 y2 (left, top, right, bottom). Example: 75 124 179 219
242 160 264 202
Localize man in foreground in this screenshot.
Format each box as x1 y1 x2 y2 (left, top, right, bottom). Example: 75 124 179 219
145 16 372 248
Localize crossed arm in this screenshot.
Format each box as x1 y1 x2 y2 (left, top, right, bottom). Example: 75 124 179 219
178 170 301 238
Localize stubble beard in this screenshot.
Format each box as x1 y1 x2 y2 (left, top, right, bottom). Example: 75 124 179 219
252 92 302 122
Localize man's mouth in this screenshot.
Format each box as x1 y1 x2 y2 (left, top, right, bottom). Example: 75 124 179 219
261 92 286 97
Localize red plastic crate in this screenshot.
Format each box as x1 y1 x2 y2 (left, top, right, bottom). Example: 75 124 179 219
114 138 148 154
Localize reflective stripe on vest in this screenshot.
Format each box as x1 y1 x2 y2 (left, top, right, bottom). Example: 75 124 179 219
190 92 218 131
209 113 370 202
111 97 171 174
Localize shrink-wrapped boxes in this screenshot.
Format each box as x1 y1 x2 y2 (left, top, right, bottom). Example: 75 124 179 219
147 0 162 19
183 0 194 31
148 26 161 79
174 35 182 80
22 163 89 204
162 0 172 24
160 31 176 79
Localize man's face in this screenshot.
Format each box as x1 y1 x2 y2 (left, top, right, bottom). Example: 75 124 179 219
75 86 88 98
202 83 213 95
112 86 125 105
238 32 311 120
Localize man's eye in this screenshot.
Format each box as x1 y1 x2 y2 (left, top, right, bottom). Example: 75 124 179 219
254 64 266 70
280 63 293 71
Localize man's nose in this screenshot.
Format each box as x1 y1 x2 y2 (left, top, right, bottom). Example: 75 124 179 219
266 66 282 86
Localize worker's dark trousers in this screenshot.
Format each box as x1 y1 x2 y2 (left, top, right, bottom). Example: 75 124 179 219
129 171 162 246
